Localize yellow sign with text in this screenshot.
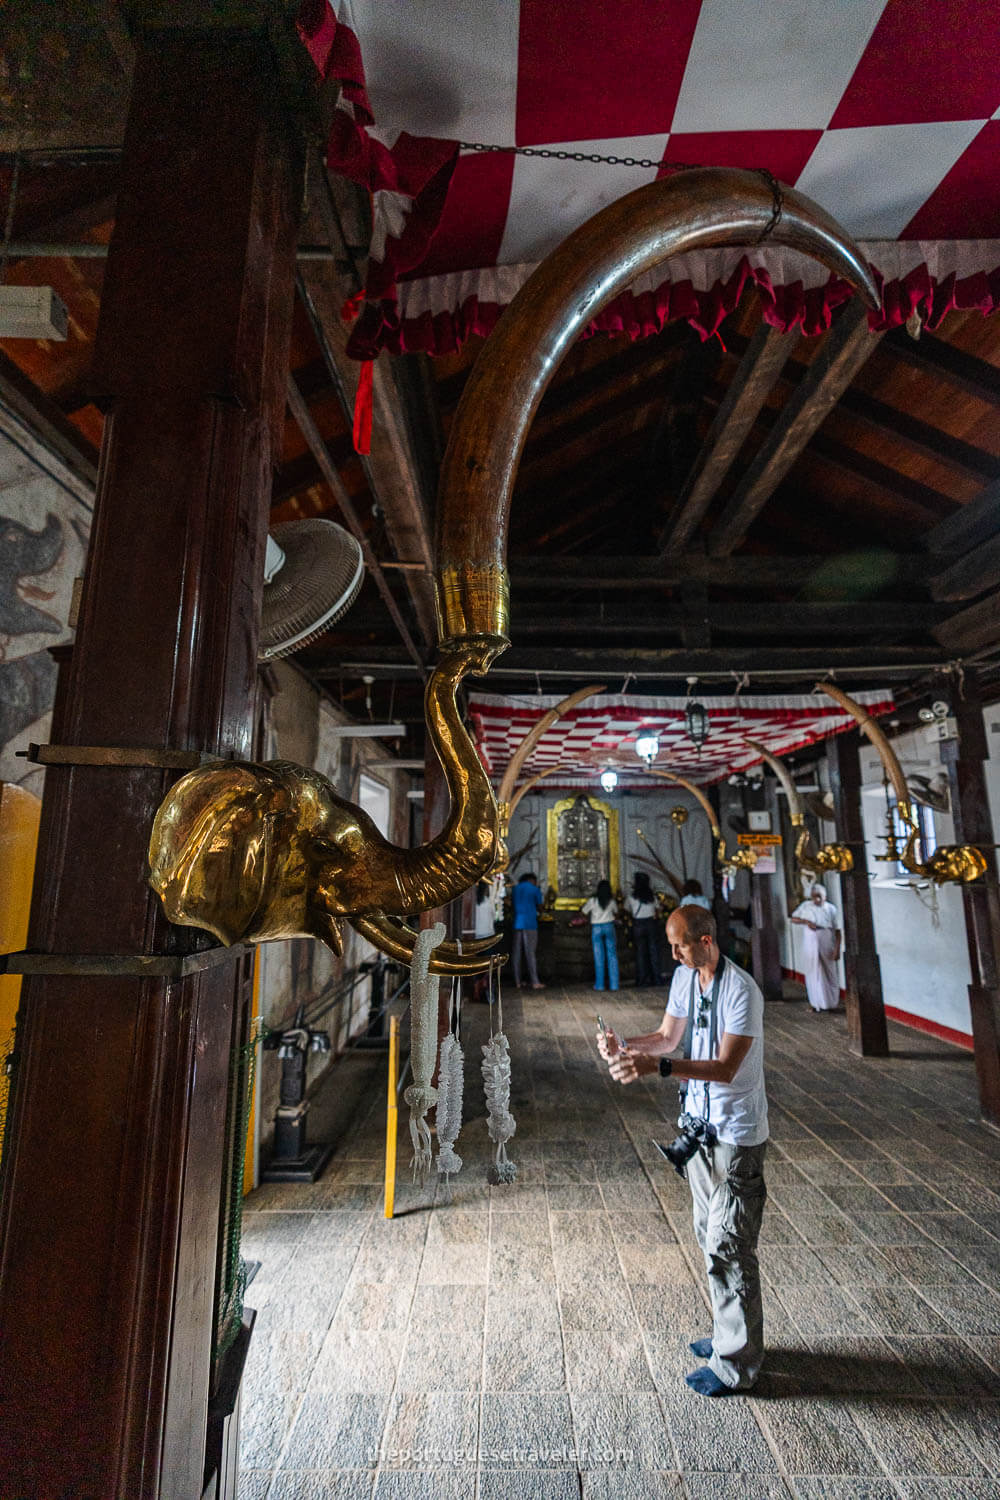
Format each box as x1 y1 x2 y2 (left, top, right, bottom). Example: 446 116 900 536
737 832 782 846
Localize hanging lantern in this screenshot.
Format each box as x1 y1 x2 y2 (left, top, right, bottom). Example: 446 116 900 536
635 733 660 766
685 701 708 752
600 768 618 792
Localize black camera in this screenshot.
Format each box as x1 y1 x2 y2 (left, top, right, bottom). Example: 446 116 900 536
657 1114 718 1177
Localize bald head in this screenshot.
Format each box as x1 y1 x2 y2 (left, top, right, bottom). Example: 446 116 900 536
666 903 719 973
668 904 716 944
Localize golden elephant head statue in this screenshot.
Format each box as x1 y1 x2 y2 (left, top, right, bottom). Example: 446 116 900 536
149 646 504 974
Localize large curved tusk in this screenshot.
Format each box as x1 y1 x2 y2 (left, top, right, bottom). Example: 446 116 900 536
384 913 501 958
497 687 606 806
815 682 911 814
351 913 502 976
434 169 879 650
643 768 723 839
509 763 569 817
744 740 805 825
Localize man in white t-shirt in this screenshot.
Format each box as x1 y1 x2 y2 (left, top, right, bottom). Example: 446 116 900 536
597 904 768 1396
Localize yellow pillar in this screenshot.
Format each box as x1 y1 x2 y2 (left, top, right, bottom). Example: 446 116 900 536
0 782 42 1159
383 1014 400 1218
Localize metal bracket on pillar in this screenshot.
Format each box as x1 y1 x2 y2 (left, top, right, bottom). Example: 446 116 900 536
0 946 248 978
16 743 223 770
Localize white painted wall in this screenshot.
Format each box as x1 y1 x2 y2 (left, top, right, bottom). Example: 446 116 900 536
856 723 973 1037
766 712 1000 1042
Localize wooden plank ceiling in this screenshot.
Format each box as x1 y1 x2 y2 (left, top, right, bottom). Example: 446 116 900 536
4 146 1000 761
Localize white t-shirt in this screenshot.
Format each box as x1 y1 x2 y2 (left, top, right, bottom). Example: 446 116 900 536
679 893 711 911
581 897 617 925
792 899 839 931
665 957 768 1147
627 896 657 919
474 894 495 938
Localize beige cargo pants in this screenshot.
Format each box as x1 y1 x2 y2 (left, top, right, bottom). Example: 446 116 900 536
687 1138 768 1391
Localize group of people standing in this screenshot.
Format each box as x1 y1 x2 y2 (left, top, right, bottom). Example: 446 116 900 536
508 868 715 992
502 866 842 1010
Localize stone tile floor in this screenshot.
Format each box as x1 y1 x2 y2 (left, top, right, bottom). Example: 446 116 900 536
239 984 1000 1499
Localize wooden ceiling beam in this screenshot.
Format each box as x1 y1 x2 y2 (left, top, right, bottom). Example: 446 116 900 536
830 386 1000 482
295 161 438 646
508 553 933 592
709 302 883 557
519 355 680 469
285 375 426 676
806 430 957 519
318 643 949 680
0 348 99 489
721 327 1000 481
435 321 684 415
511 601 945 637
933 588 1000 654
931 530 1000 604
923 478 1000 556
885 327 1000 406
661 323 796 552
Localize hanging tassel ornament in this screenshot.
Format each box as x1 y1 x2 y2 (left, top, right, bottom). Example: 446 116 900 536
405 922 446 1184
435 1031 465 1179
481 965 517 1185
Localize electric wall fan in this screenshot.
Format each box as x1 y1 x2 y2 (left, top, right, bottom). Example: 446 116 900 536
259 518 364 661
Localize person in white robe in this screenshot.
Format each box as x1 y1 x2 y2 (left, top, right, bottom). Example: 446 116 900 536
790 884 842 1012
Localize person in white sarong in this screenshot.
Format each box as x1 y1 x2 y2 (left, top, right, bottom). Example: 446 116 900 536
790 884 842 1012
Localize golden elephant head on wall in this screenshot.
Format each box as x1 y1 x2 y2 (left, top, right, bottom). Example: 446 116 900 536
150 169 880 966
149 646 503 974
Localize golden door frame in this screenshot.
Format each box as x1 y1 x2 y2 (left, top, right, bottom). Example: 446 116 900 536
547 793 621 909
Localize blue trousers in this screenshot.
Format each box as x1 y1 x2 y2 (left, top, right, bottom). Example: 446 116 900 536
591 923 619 991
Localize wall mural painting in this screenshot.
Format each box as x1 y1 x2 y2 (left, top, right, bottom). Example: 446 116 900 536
0 421 92 796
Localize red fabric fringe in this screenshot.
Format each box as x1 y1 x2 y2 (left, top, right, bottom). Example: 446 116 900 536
352 359 374 455
346 257 1000 362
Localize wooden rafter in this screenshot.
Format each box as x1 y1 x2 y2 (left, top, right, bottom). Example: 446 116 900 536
507 553 934 592
510 601 946 637
709 302 883 557
322 643 950 679
285 375 426 675
885 327 1000 406
661 322 796 552
297 165 438 647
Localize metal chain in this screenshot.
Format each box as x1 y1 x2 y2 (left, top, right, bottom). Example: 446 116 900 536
457 140 784 244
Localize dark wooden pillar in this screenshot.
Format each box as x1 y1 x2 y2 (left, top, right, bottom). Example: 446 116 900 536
0 26 300 1499
828 729 889 1057
940 669 1000 1128
750 872 783 1002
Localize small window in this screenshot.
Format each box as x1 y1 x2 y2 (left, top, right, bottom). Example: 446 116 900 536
888 792 937 878
359 772 390 840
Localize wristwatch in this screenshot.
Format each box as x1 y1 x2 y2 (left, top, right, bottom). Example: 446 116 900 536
658 1057 673 1077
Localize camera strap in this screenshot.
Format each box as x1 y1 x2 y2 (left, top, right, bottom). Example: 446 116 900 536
679 954 726 1120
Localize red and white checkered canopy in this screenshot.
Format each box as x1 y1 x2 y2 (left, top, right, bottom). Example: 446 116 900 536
302 1 1000 359
468 689 894 788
